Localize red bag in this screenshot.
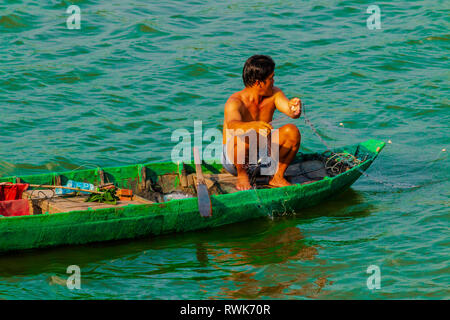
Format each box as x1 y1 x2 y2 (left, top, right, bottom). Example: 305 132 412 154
0 199 30 217
0 183 29 201
0 183 30 216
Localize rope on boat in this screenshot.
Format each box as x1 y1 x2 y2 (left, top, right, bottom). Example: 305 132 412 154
28 187 57 213
323 152 361 175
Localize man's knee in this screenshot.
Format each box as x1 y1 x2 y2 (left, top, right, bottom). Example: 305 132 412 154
279 124 301 144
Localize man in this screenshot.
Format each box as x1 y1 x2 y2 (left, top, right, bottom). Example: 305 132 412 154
222 55 301 190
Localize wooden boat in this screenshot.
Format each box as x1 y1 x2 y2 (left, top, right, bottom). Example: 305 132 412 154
0 139 385 254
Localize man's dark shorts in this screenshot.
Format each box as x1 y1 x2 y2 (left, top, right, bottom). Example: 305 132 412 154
221 143 277 177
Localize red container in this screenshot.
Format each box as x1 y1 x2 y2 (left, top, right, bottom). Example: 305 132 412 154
0 199 30 217
0 183 29 201
0 183 30 216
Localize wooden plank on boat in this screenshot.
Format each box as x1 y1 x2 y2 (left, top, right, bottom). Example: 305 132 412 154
54 175 61 186
193 147 212 217
22 189 153 214
179 163 188 188
98 169 105 186
201 173 240 194
139 166 146 192
158 174 179 194
133 194 155 204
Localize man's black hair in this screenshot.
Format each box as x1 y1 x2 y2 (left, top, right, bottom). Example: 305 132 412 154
242 55 275 88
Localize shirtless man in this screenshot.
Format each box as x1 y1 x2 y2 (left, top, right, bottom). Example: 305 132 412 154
222 55 302 190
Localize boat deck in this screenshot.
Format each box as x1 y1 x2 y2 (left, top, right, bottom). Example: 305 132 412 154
23 189 153 215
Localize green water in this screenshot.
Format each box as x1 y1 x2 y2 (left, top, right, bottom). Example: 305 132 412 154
0 0 449 299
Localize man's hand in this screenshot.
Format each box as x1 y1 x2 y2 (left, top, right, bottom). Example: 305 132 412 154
274 89 302 119
289 97 301 118
234 121 272 137
248 121 273 137
227 120 272 137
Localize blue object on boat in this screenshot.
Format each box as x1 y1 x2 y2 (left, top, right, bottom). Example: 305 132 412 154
55 180 95 195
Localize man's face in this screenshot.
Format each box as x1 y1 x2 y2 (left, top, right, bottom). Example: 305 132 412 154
258 72 275 95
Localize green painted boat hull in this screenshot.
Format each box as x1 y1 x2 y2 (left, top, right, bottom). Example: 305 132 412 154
0 139 385 254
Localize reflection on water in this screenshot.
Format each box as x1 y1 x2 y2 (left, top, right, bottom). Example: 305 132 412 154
210 226 314 267
205 226 333 299
298 188 373 219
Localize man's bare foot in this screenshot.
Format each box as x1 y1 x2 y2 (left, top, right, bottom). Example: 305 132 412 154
268 176 292 188
236 174 252 191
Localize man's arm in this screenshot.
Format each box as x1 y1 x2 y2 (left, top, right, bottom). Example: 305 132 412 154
274 88 301 119
225 98 272 134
